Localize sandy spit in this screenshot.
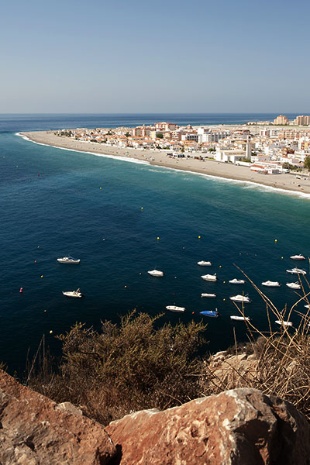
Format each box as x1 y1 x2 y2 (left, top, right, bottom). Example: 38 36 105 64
20 131 310 197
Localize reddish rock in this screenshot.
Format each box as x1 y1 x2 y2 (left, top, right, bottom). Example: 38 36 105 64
106 388 310 465
0 370 117 465
1 368 310 465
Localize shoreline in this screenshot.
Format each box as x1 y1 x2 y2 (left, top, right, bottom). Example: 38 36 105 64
20 131 310 197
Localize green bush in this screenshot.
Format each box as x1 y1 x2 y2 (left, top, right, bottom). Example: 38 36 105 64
29 311 207 424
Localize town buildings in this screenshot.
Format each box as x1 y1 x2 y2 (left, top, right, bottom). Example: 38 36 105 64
56 114 310 172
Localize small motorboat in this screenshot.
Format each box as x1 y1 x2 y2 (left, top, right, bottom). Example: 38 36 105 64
230 315 250 321
200 309 219 318
201 274 217 282
305 304 310 309
148 269 164 277
275 320 293 327
286 268 307 275
57 256 80 264
166 305 185 312
262 280 281 287
197 260 212 266
290 254 306 260
286 282 301 289
228 278 245 285
62 288 83 298
201 293 216 298
230 294 251 303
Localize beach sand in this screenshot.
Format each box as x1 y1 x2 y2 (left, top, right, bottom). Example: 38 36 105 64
21 131 310 196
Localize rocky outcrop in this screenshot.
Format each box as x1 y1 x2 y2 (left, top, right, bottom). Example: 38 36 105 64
106 388 310 465
0 370 117 465
1 369 310 465
207 350 259 389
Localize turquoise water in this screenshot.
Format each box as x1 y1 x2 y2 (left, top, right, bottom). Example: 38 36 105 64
0 114 309 373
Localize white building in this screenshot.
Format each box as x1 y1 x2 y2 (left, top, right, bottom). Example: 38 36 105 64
214 148 248 164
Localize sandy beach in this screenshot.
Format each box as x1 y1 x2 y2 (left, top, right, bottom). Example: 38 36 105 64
21 131 310 196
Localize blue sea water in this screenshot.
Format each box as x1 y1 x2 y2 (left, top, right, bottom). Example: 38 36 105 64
1 113 310 374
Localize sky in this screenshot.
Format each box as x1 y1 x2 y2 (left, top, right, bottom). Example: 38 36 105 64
1 0 310 113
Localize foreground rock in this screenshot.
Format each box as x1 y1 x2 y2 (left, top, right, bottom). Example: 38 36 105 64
1 369 310 465
106 388 310 465
0 370 116 465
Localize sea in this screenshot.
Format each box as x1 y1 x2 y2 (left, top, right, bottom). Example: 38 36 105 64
1 113 310 375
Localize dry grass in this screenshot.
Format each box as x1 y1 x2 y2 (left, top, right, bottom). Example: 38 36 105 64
200 269 310 420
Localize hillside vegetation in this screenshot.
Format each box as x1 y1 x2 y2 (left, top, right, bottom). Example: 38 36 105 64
26 279 310 424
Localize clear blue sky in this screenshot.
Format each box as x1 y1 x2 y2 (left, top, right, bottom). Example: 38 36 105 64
1 0 309 113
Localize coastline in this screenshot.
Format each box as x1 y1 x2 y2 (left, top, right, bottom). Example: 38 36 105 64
20 130 310 197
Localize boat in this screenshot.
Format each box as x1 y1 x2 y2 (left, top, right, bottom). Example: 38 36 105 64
62 288 83 298
57 256 80 264
286 282 301 289
275 320 293 327
197 260 212 266
230 315 250 321
230 294 251 303
201 293 216 298
166 305 185 312
228 278 245 284
200 310 219 318
286 268 307 275
147 269 164 277
201 274 217 282
305 304 310 309
290 254 306 260
261 280 281 287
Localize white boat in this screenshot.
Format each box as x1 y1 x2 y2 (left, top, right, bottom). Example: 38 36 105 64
57 256 80 264
201 293 216 298
290 254 306 260
230 315 250 321
62 288 83 298
230 294 251 303
228 278 245 284
166 305 185 312
262 280 281 287
148 269 164 277
286 282 301 289
197 260 212 266
275 320 293 327
201 274 217 282
305 304 310 309
286 268 307 275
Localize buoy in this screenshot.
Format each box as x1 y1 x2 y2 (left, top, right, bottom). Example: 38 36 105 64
40 275 44 278
49 330 53 334
198 235 201 239
19 287 23 293
141 207 144 210
275 239 278 243
157 237 160 240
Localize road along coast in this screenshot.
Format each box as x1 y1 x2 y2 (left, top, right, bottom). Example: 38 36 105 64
21 131 310 196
